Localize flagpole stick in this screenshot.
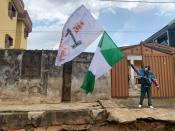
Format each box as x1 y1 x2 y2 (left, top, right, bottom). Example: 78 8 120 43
61 61 72 102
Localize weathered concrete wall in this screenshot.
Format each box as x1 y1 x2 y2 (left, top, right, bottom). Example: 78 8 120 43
0 50 111 104
0 49 62 104
71 53 111 102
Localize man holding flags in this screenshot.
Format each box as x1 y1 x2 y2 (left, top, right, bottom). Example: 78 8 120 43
131 64 160 108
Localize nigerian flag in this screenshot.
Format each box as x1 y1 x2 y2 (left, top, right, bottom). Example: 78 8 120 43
81 31 124 94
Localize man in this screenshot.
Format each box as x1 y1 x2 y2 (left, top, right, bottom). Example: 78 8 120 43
138 65 155 108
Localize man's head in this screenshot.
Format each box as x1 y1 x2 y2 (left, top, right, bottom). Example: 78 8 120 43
144 65 150 72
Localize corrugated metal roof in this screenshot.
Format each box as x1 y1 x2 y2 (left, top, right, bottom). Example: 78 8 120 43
120 44 139 50
144 43 175 55
120 43 175 55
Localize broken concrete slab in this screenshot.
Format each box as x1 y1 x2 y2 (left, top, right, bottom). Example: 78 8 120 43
99 100 175 124
0 101 175 131
0 102 107 130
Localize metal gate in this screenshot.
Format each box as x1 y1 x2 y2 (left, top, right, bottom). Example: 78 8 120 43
111 57 129 97
143 55 175 97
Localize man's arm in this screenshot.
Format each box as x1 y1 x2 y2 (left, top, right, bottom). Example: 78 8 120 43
130 64 140 75
150 73 160 88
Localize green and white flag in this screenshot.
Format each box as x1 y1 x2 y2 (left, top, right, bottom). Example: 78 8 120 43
81 31 124 94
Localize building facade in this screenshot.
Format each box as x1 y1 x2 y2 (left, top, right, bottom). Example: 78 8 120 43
144 19 175 47
0 0 32 49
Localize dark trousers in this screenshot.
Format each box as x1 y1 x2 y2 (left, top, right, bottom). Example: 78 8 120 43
139 85 152 106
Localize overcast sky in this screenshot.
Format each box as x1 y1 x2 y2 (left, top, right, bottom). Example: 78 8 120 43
23 0 175 51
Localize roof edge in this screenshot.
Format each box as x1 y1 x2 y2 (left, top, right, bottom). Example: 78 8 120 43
120 43 175 55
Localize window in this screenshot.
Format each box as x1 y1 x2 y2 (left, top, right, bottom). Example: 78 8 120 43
154 32 169 45
24 28 29 38
5 34 13 48
8 2 16 19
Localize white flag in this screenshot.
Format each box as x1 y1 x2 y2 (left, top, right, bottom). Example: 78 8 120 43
55 5 103 66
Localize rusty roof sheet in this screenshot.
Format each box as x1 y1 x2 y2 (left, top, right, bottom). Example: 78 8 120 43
120 43 175 55
144 43 175 55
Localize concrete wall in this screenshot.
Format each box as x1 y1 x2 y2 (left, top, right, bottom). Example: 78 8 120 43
0 50 111 104
0 50 62 104
71 53 111 102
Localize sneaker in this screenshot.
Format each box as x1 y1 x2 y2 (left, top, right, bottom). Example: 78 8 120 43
138 104 142 108
149 105 154 109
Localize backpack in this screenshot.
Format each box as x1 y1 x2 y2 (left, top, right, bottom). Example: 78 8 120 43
138 72 151 86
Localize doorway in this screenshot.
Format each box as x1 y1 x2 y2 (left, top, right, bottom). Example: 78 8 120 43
127 56 143 97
